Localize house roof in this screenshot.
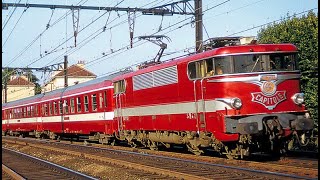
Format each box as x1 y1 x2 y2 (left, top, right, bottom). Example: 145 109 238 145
7 76 35 86
54 64 96 77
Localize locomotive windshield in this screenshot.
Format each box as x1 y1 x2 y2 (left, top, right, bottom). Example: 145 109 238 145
188 52 297 79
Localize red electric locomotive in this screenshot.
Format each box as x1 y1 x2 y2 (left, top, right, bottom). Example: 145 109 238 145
111 38 314 158
2 37 314 159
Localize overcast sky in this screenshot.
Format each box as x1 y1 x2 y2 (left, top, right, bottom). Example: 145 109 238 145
2 0 318 84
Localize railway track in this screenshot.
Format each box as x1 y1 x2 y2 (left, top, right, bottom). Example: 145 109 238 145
2 147 98 180
2 136 318 179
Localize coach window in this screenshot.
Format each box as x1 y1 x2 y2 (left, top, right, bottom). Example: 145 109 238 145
53 102 57 115
27 106 31 117
23 107 27 117
114 80 125 94
48 103 52 116
9 109 13 119
20 108 22 118
77 97 82 112
30 105 34 117
99 92 104 108
35 105 38 116
84 96 89 112
59 101 63 115
70 98 75 113
104 91 108 107
43 104 48 116
64 99 69 114
92 94 97 111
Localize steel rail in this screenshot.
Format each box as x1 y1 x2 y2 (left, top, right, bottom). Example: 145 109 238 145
2 147 98 180
3 136 318 180
2 164 26 180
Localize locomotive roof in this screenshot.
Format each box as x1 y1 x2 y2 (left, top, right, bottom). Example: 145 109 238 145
2 70 127 109
112 43 297 81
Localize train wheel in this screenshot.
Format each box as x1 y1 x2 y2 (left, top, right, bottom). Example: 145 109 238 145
2 131 7 136
224 146 239 160
186 143 203 155
148 140 158 151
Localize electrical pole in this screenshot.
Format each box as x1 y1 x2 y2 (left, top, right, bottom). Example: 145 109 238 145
4 78 8 103
195 0 203 53
64 55 68 88
2 62 66 102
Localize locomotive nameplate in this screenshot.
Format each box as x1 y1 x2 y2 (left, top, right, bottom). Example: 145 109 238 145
251 74 286 110
251 91 286 110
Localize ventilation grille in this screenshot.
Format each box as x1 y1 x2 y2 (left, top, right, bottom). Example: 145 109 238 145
133 66 178 91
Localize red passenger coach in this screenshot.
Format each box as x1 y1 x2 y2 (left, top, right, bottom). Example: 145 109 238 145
112 41 314 158
2 72 126 141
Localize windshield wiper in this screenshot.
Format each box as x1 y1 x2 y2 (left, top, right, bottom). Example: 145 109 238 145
251 57 260 72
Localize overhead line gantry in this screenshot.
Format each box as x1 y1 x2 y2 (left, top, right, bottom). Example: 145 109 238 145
2 0 203 52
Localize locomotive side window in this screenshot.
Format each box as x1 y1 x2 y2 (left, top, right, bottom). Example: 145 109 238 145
77 97 82 112
114 80 125 94
92 94 97 111
70 98 75 113
188 58 215 79
84 96 89 112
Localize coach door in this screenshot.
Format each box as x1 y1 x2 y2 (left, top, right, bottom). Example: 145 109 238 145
114 80 126 131
190 60 209 132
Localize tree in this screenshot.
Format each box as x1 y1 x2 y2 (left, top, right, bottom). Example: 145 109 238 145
257 11 318 124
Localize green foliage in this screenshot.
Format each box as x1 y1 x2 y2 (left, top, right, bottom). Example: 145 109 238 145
257 11 318 124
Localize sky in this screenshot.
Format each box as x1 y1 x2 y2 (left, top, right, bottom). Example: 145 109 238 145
2 0 318 85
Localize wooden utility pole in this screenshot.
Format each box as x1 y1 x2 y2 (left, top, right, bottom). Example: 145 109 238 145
64 55 68 88
195 0 203 53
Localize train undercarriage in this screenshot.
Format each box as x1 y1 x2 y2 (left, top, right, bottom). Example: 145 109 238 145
2 119 316 160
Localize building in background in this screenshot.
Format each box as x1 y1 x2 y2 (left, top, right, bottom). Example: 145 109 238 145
42 61 96 93
2 75 35 103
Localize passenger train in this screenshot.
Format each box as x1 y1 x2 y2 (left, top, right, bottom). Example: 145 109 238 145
2 38 314 159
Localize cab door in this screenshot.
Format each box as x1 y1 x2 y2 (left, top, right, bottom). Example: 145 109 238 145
191 60 210 132
114 80 126 132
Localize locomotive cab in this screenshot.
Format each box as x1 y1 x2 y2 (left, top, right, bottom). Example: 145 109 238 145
187 44 314 157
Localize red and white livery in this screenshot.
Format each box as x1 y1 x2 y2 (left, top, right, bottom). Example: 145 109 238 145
2 39 314 158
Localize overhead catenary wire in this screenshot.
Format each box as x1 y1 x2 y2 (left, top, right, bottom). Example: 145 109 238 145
3 0 163 85
4 0 89 67
49 0 231 78
2 0 88 82
2 0 22 31
92 7 318 78
2 7 28 48
37 0 163 67
41 0 270 79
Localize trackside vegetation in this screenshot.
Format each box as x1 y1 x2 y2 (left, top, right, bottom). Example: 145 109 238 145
257 11 318 126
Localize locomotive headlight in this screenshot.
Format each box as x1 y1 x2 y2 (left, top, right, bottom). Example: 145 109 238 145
230 98 242 109
292 93 304 105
